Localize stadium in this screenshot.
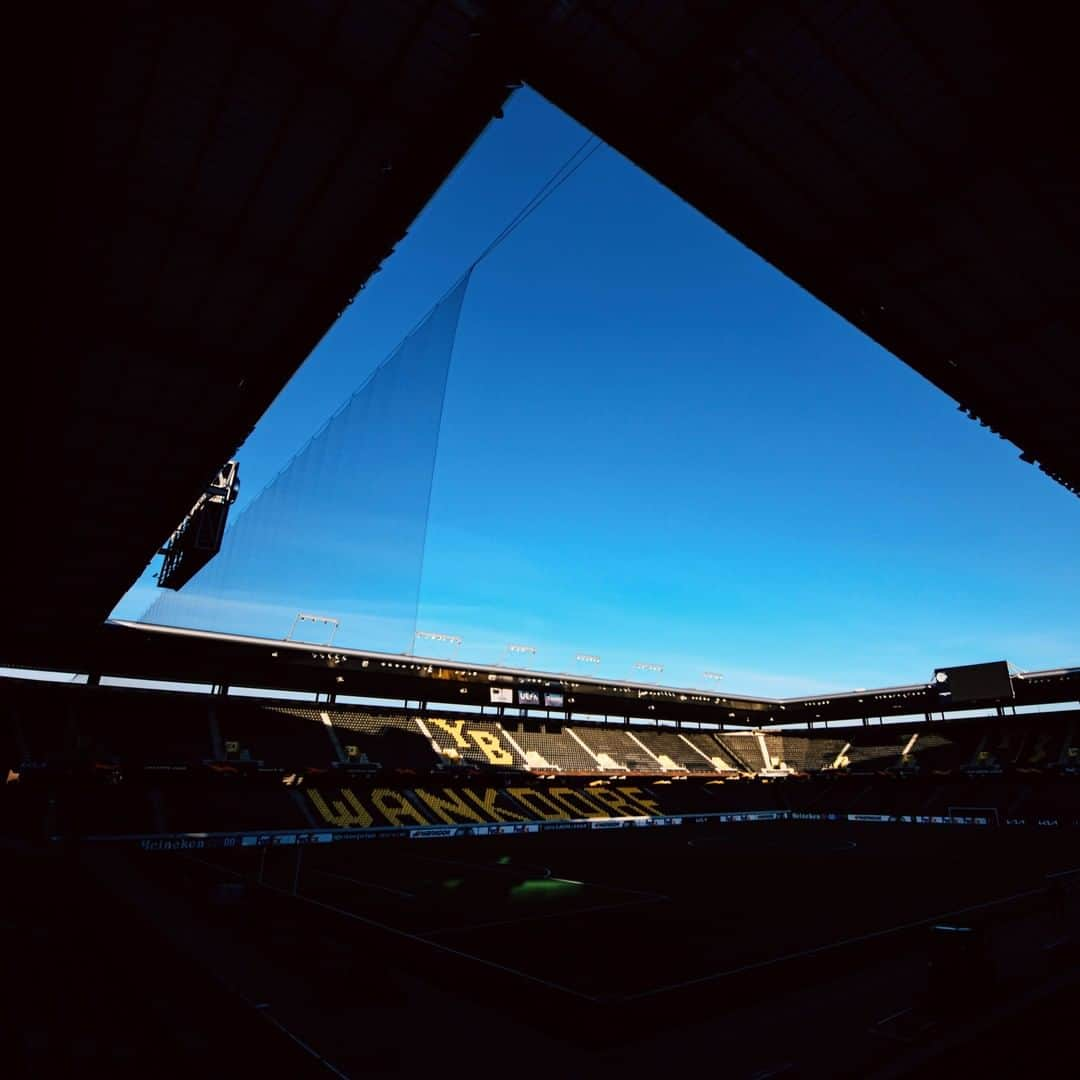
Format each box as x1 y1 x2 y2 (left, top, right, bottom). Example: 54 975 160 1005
6 3 1079 1077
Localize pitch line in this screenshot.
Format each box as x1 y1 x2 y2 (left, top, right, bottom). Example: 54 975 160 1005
263 880 599 1001
258 1008 353 1079
169 857 352 1078
623 879 1057 1001
310 868 416 899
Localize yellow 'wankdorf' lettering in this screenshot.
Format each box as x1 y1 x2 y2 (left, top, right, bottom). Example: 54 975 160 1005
462 788 529 822
618 786 662 815
547 787 611 818
414 788 487 824
307 788 374 828
583 787 656 817
370 788 429 826
507 788 572 820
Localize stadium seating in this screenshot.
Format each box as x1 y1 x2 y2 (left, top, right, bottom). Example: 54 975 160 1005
715 732 765 772
1018 725 1068 768
760 732 786 769
509 721 598 772
900 728 979 773
680 731 741 771
73 686 213 766
635 730 722 771
3 675 1078 846
571 725 660 771
778 734 847 772
837 731 907 771
319 708 438 771
423 713 524 769
219 700 337 768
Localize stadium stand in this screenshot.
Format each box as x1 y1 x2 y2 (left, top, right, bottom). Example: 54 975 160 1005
681 731 740 771
1058 717 1079 771
3 674 1077 849
76 687 214 767
508 721 598 772
423 713 523 769
572 725 660 771
160 786 308 833
6 674 1077 786
636 730 719 772
1019 725 1067 769
899 729 973 773
715 732 764 772
219 700 337 768
1 715 20 778
317 707 438 771
837 731 907 771
779 734 848 772
983 724 1030 768
761 732 786 769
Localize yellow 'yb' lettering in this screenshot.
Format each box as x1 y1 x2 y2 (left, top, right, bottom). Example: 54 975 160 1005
430 717 470 748
470 730 513 765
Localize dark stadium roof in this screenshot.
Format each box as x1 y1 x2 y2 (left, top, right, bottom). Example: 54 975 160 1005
11 1 1079 666
16 620 1076 728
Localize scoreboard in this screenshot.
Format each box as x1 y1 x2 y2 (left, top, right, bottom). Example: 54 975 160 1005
932 661 1013 703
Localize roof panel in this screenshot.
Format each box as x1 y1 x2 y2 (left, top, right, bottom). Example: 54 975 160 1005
11 0 1078 672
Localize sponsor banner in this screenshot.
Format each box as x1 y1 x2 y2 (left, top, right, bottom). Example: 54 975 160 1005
544 693 564 708
111 803 1076 852
484 822 540 835
518 690 541 706
275 832 334 845
140 837 207 852
489 687 513 704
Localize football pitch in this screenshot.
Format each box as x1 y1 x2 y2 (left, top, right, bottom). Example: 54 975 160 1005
193 821 1078 1002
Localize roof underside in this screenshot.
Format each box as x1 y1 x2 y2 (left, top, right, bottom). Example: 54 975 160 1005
9 0 1078 664
6 622 1079 728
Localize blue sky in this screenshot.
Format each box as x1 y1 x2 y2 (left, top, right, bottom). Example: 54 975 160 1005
113 88 1079 696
